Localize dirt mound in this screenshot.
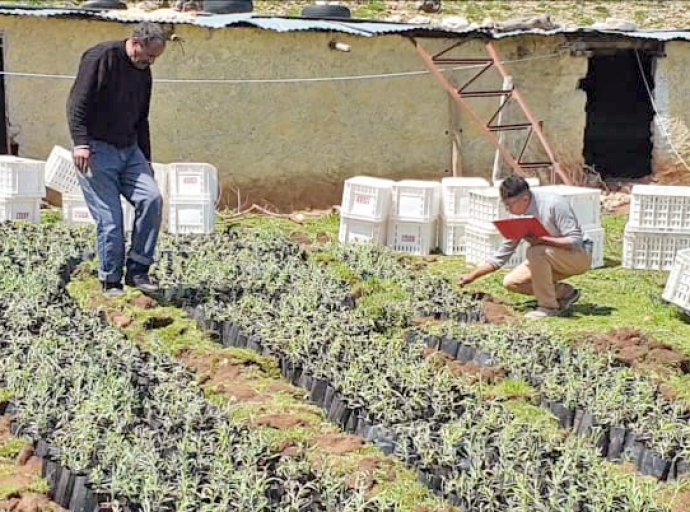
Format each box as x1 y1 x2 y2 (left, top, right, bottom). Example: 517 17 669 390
314 433 364 455
423 347 505 384
179 349 266 403
0 493 66 512
254 414 309 430
482 299 517 325
591 328 690 375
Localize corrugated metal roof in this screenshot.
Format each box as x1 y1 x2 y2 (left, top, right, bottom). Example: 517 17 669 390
0 7 92 17
0 6 690 41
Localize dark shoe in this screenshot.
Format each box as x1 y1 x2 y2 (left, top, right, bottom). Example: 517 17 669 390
558 287 581 311
125 272 159 293
102 281 125 298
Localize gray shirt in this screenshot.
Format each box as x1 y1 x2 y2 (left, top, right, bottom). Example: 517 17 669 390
486 189 587 269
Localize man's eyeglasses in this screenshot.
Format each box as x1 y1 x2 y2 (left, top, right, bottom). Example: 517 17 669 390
502 193 528 208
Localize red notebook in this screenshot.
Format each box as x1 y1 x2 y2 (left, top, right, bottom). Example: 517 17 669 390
493 216 550 240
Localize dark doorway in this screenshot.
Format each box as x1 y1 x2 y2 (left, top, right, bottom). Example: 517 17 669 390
581 50 654 179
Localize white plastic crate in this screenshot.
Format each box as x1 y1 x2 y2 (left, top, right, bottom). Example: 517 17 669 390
168 198 216 234
438 218 467 256
622 224 690 270
387 220 437 256
0 156 45 197
390 180 441 223
167 163 218 200
441 177 490 221
538 185 601 230
0 195 41 223
45 145 81 194
585 227 605 269
464 221 527 268
493 177 541 188
628 185 690 232
340 176 394 222
62 191 94 225
662 248 690 312
468 188 511 222
338 215 387 245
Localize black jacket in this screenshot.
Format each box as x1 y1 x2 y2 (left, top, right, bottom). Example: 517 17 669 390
67 40 152 160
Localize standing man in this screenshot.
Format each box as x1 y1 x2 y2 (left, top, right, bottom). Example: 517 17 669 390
68 22 167 297
458 176 592 319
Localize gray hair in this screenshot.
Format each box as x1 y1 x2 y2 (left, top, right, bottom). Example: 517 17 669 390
132 22 168 47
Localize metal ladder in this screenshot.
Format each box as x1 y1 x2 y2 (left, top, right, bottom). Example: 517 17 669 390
410 37 573 185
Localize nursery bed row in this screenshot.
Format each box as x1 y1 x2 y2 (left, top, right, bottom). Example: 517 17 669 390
0 226 395 512
169 304 666 512
67 262 462 512
151 231 690 482
147 231 670 508
411 323 690 481
0 223 684 512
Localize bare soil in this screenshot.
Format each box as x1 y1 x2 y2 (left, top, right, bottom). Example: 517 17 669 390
590 328 690 375
314 433 365 455
0 417 64 512
289 232 313 245
132 296 158 309
423 347 506 384
254 414 310 430
0 494 66 512
107 312 133 329
345 456 396 492
482 299 518 325
179 349 266 403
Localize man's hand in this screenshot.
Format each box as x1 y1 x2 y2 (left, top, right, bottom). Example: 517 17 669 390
72 147 91 173
458 274 476 287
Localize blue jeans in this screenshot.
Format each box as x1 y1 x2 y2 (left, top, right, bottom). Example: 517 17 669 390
77 140 163 284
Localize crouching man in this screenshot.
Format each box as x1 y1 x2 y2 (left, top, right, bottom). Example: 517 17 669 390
458 176 592 319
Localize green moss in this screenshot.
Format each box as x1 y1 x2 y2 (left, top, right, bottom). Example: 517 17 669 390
0 438 30 460
0 389 14 405
504 400 562 438
480 378 537 401
39 208 63 225
373 468 456 512
0 462 49 499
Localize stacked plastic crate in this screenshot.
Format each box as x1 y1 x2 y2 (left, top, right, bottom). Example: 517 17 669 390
338 176 393 245
464 188 526 268
165 163 218 234
46 145 171 229
386 180 441 256
0 156 45 223
623 185 690 270
537 185 604 269
438 177 490 256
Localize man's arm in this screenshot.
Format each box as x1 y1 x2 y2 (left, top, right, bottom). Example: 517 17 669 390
531 202 583 250
67 48 106 149
137 75 153 162
458 239 518 286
